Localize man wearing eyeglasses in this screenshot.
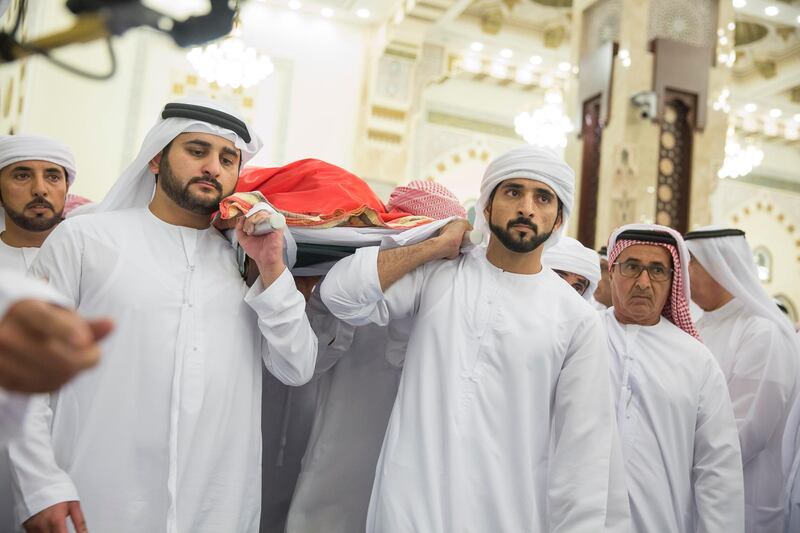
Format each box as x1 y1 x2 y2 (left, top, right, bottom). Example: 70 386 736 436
603 223 744 533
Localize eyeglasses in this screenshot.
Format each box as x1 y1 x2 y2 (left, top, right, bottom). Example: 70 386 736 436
612 260 673 282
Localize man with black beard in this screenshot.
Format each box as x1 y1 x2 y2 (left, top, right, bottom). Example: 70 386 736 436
0 134 78 531
8 99 317 533
0 135 76 271
321 146 625 532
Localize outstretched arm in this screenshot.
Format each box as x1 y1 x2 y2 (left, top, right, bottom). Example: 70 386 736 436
321 220 469 327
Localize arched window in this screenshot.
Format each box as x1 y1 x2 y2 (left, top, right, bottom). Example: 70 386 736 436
753 246 772 283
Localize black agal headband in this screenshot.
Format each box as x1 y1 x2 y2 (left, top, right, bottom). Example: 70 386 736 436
161 103 251 143
616 229 677 246
683 228 745 241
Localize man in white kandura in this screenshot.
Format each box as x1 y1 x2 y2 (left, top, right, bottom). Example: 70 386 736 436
8 98 318 533
786 326 800 532
0 135 75 271
604 223 744 533
0 135 78 531
285 180 468 533
542 236 601 301
684 226 799 533
321 146 625 532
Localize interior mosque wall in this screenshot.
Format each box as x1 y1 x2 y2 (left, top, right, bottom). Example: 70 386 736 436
711 178 800 321
1 0 371 202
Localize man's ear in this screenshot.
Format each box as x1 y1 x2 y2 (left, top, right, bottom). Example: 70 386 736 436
552 206 564 231
148 151 164 174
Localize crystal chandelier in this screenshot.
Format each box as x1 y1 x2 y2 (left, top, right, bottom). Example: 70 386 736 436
514 90 574 150
717 126 764 179
186 3 273 89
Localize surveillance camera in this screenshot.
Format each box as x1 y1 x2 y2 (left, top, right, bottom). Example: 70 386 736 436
630 91 657 120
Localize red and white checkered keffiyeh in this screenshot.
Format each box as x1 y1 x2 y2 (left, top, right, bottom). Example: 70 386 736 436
63 194 93 217
386 180 466 220
608 238 700 339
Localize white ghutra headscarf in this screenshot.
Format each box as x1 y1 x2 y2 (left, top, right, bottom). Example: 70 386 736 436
542 236 601 300
0 134 77 232
472 145 575 251
72 96 262 216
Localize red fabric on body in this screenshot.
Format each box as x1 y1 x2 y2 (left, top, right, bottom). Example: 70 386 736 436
223 159 431 229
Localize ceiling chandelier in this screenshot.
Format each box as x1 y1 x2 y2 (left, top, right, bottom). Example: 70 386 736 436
186 2 274 89
514 90 574 150
718 126 764 179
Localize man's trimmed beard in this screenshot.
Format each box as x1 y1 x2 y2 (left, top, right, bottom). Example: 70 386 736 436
2 197 63 232
489 215 554 253
158 156 230 216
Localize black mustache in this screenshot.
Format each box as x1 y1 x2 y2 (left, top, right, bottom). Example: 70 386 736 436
25 199 54 210
507 218 537 232
187 176 222 193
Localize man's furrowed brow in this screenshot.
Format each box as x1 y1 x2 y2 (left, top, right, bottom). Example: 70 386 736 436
182 139 212 148
221 146 240 160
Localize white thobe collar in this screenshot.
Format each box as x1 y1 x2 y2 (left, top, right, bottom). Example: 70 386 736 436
697 298 743 325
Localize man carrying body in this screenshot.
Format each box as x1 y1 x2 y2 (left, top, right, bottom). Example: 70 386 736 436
604 223 744 532
321 146 622 532
9 98 318 533
0 135 75 271
684 226 799 532
285 180 467 533
542 236 601 301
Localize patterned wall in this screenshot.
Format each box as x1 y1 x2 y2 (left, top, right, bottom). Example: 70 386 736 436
647 0 717 49
655 95 695 232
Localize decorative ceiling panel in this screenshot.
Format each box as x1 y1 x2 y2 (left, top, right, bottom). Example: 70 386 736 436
647 0 716 49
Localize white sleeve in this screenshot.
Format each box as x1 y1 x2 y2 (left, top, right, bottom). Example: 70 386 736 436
693 358 745 533
306 287 356 375
0 388 28 447
7 223 86 521
319 246 424 327
0 270 70 447
9 394 79 522
727 322 796 464
549 314 621 533
27 222 82 307
245 268 319 386
0 269 70 317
